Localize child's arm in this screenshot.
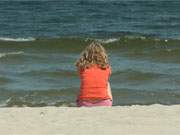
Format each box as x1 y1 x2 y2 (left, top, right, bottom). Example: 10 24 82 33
107 82 113 100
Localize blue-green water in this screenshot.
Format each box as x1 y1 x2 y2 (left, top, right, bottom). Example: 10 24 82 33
0 0 180 107
0 0 180 39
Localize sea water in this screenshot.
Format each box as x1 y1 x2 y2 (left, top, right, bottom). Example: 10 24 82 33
0 0 180 107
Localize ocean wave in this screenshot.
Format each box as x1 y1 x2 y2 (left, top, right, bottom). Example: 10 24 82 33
3 97 76 107
1 88 180 107
0 88 78 107
0 51 24 59
95 38 119 43
20 70 77 77
0 37 35 42
0 76 11 85
112 69 161 81
0 36 179 52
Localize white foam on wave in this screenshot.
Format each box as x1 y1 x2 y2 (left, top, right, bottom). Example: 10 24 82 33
0 51 24 58
0 37 35 42
96 38 119 44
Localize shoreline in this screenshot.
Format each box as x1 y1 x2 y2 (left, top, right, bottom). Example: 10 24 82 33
0 104 180 135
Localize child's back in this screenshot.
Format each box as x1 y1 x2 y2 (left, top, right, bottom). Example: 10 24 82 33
78 64 111 101
75 42 113 107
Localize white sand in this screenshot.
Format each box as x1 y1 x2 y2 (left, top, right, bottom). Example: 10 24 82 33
0 104 180 135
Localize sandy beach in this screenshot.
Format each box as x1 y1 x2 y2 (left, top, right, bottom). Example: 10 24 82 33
0 104 180 135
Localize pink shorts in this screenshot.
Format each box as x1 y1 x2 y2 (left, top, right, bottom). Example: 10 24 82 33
76 99 112 107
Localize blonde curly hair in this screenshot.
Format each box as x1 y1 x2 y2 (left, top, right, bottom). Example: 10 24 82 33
75 41 109 70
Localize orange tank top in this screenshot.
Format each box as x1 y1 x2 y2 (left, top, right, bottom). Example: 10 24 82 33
77 65 111 100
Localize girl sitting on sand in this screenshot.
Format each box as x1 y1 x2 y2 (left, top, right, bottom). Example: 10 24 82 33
75 42 113 107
